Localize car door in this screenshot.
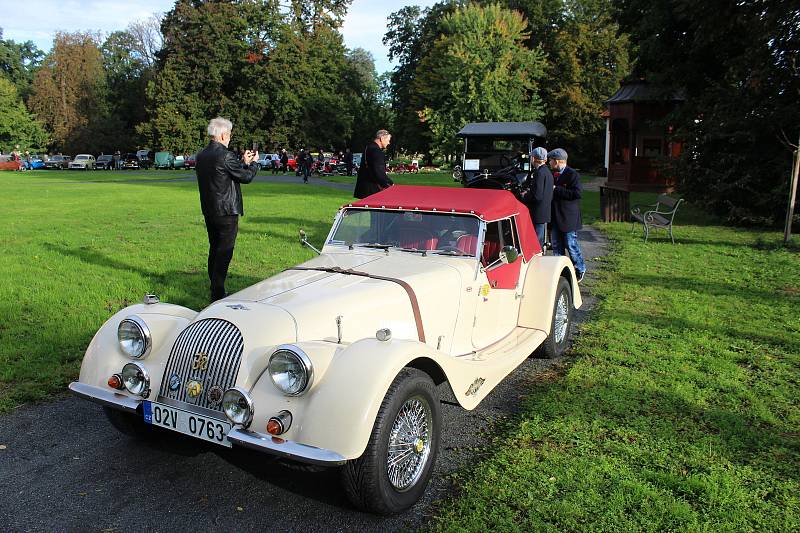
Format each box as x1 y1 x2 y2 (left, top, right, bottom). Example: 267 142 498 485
471 217 524 348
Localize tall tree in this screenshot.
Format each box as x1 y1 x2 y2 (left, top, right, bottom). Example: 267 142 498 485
616 0 800 224
0 77 49 152
28 32 114 154
0 29 44 100
412 3 547 157
384 2 461 156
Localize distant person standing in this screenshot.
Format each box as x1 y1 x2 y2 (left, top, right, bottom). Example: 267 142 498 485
113 150 121 170
280 149 288 173
344 147 354 176
522 147 553 247
301 149 312 183
354 130 393 199
196 117 259 302
548 148 586 282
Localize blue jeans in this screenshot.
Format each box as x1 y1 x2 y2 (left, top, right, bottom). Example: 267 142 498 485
551 229 586 274
533 223 547 248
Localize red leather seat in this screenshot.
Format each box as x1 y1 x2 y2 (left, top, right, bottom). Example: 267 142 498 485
398 228 438 250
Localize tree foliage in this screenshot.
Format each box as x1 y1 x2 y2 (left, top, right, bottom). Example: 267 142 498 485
28 32 118 154
0 77 49 152
413 3 546 157
0 29 44 100
616 0 800 224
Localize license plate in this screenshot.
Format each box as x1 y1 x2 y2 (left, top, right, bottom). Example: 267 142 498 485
143 401 232 447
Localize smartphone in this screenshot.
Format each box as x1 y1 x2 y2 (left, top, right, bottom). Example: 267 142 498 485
252 142 258 151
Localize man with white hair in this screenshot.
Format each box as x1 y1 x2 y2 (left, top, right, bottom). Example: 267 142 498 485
196 117 259 301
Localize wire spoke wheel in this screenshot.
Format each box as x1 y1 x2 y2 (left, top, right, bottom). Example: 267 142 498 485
554 291 569 344
386 396 432 491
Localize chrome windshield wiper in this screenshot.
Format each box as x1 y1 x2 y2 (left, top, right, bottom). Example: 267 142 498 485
432 250 468 256
399 248 428 256
355 243 392 250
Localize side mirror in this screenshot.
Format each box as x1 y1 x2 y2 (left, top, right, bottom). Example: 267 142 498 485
299 229 321 255
499 246 520 265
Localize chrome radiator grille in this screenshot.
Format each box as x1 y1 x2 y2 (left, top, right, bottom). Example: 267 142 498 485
158 318 244 412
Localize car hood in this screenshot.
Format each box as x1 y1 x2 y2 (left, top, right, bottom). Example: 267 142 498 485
227 251 470 347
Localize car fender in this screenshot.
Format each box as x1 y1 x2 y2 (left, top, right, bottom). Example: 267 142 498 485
78 303 196 396
518 255 582 333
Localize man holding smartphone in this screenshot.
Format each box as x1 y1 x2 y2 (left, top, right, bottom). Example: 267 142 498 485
196 117 259 302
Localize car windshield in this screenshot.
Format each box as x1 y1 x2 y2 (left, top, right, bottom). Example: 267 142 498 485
51 156 63 161
328 208 481 256
98 155 112 161
76 155 89 160
466 137 528 153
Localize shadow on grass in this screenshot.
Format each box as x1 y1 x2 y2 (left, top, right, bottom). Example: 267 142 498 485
42 242 262 309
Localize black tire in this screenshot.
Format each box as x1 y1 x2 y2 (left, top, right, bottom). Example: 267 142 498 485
341 368 441 515
537 276 574 359
103 406 155 439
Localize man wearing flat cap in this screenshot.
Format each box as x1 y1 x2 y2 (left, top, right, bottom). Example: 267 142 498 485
548 148 586 282
522 146 553 247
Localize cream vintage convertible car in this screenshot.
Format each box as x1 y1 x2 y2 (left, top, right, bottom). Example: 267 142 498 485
69 185 581 514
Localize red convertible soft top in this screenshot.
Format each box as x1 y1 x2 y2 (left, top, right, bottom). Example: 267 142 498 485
347 185 541 259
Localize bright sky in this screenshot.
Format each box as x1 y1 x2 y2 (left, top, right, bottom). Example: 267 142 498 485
0 0 438 74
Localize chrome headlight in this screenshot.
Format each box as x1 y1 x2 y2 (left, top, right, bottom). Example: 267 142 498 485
117 315 151 359
268 345 313 396
222 387 254 427
121 362 150 397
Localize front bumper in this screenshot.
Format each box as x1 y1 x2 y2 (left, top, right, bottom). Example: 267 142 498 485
68 382 346 466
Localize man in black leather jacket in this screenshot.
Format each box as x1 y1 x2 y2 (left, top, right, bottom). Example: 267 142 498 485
196 117 259 301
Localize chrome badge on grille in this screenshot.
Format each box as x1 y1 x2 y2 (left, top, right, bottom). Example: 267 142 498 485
192 352 209 371
187 380 202 398
207 386 223 406
168 374 181 392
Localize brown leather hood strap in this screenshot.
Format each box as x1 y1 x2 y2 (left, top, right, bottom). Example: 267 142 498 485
288 266 426 343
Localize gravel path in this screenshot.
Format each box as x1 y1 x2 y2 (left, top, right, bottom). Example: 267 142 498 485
0 186 607 532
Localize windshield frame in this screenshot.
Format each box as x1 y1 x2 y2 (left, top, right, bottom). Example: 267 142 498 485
325 207 483 259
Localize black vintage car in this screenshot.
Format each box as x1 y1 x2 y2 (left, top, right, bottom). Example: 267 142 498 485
453 121 547 200
95 154 115 170
121 153 140 170
44 155 72 169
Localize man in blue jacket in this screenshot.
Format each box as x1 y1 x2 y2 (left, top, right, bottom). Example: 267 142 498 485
522 146 553 247
548 148 586 282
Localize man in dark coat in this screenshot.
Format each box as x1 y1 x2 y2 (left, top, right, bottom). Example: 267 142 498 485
522 146 553 247
353 129 393 199
548 148 586 282
344 148 354 176
280 149 288 173
196 117 259 301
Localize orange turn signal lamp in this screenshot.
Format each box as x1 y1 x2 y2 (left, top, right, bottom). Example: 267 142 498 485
267 410 293 435
107 373 124 390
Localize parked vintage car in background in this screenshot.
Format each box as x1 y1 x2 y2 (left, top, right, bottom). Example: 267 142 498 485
257 153 279 170
69 154 96 170
29 155 46 169
453 121 548 200
44 155 71 169
154 151 174 169
136 150 153 169
172 154 185 169
121 153 139 170
96 155 114 170
69 185 581 514
185 154 197 169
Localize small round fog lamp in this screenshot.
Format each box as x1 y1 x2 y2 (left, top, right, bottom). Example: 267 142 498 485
222 387 254 427
121 362 150 397
376 328 392 342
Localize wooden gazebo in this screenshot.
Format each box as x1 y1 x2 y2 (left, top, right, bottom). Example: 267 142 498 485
603 81 684 192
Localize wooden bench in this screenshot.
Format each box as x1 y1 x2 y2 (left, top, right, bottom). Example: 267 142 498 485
631 194 684 243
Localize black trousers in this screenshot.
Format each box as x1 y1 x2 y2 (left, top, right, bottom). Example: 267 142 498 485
204 214 239 301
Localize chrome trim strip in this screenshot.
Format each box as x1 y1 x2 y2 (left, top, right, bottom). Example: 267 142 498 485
227 428 346 466
155 395 228 420
68 382 140 413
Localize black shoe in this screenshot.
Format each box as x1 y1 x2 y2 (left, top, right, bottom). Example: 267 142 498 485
576 270 585 283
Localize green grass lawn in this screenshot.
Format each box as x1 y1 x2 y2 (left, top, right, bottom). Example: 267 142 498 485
1 170 797 529
431 224 799 530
